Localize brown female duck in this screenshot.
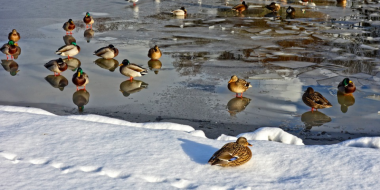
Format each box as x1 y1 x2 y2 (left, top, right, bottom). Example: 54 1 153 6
228 75 252 98
232 1 248 14
208 137 252 167
302 87 332 111
8 29 20 43
148 45 162 60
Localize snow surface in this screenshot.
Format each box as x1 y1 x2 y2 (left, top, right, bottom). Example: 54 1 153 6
340 137 380 149
1 106 380 189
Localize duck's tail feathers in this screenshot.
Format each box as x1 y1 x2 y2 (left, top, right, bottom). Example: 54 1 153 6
56 52 62 55
141 70 148 75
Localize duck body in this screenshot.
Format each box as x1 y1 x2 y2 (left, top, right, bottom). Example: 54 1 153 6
72 67 89 90
56 42 80 59
208 137 252 167
286 6 295 17
126 0 139 6
148 45 162 60
266 2 281 12
63 19 75 34
337 78 356 94
44 58 68 76
119 59 148 81
302 87 332 111
94 44 119 59
232 1 248 13
228 75 252 97
83 12 94 28
172 7 187 16
299 0 309 5
1 41 19 60
8 29 20 43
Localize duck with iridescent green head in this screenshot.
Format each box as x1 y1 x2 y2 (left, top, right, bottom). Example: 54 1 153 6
83 12 94 29
56 42 80 60
1 41 20 60
338 78 356 94
72 67 89 91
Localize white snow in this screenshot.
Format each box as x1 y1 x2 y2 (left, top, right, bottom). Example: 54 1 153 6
1 105 380 189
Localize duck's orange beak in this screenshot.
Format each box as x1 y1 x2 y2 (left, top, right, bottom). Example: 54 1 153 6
119 63 124 66
349 81 352 83
248 143 252 146
78 72 81 77
228 79 234 83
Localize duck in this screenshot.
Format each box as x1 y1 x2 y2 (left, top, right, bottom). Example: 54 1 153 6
84 29 95 43
45 75 69 91
126 0 139 6
119 80 148 97
172 7 187 16
302 87 332 111
337 78 356 94
208 137 252 167
119 59 148 81
83 12 94 29
148 45 162 60
44 58 68 76
266 2 281 12
1 41 19 60
63 19 75 35
73 89 90 113
93 44 119 59
8 29 20 43
1 60 19 76
56 42 80 59
286 6 295 18
63 35 76 45
72 67 89 91
232 1 248 14
228 75 252 98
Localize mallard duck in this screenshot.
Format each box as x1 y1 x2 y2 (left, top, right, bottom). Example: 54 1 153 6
1 60 19 76
208 137 252 167
1 41 19 60
44 58 68 76
286 6 295 17
119 59 148 81
232 1 248 14
45 75 69 91
337 78 356 94
228 75 252 98
302 87 332 111
119 80 148 97
94 58 119 72
73 89 90 113
83 12 94 29
63 35 76 45
337 91 355 113
147 59 162 74
8 29 20 43
84 29 95 43
63 19 75 35
126 0 138 6
94 44 119 59
63 57 81 71
72 67 89 91
227 97 251 117
56 42 80 59
172 7 187 16
266 2 281 12
148 45 162 60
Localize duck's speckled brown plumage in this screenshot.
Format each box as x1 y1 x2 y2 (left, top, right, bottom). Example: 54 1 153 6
8 29 20 42
302 87 332 110
208 137 252 167
228 75 252 96
232 1 248 13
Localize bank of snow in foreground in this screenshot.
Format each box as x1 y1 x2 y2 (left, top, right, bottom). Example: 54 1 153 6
0 106 379 189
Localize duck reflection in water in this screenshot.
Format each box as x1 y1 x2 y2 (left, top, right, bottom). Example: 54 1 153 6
147 59 162 74
264 12 280 19
63 57 81 71
1 60 19 76
336 0 346 8
73 89 90 113
119 80 148 97
63 35 76 45
337 91 355 113
226 97 251 117
94 58 119 72
45 75 68 91
84 29 95 43
301 111 332 131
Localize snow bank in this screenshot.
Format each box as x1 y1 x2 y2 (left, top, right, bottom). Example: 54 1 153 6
0 105 55 116
238 127 304 145
339 137 380 149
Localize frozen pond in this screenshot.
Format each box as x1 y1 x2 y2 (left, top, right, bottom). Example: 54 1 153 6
1 0 380 144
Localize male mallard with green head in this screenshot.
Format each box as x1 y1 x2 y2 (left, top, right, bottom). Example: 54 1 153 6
232 1 248 14
44 58 68 76
56 42 80 59
94 44 119 59
83 12 94 29
72 67 89 91
228 75 252 98
8 29 20 43
63 19 75 35
119 59 148 81
148 45 162 60
302 87 332 111
338 78 356 94
1 41 19 60
208 137 252 167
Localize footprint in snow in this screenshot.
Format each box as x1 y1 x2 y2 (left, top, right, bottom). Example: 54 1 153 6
29 157 50 165
0 152 20 164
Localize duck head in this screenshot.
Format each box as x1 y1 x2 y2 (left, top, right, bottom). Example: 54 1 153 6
236 137 252 146
68 19 74 24
85 12 90 17
342 78 353 87
306 87 314 94
228 75 239 83
76 67 84 77
119 59 130 67
109 44 115 49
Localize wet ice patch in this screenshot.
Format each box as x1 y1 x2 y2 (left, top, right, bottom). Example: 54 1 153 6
238 127 304 145
98 37 117 41
82 12 109 16
339 137 380 149
269 61 315 69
